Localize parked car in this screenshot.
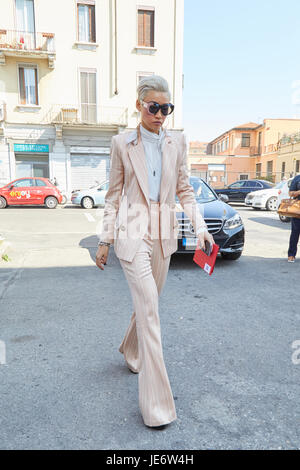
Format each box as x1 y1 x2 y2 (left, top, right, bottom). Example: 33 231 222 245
0 177 63 209
245 179 288 211
276 178 292 222
175 177 245 260
71 180 109 209
214 179 274 203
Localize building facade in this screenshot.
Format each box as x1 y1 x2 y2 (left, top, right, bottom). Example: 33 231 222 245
203 119 300 186
0 0 184 196
277 131 300 177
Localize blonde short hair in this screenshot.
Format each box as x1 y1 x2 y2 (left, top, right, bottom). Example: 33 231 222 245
137 75 171 102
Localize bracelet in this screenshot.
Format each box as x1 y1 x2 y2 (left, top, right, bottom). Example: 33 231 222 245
98 240 111 247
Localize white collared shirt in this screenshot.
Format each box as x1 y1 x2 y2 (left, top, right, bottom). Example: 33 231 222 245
139 124 165 202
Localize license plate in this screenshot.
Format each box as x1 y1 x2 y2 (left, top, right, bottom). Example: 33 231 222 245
183 237 198 249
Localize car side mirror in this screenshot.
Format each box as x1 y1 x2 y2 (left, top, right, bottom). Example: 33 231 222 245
9 185 14 190
218 194 229 203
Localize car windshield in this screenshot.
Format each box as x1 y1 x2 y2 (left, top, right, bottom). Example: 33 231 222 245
175 178 216 204
89 182 100 189
274 181 286 189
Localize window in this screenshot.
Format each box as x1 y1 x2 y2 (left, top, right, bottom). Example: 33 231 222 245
267 160 273 176
245 181 260 188
15 0 36 48
138 9 154 47
256 163 262 178
18 65 38 105
240 174 249 181
281 162 286 179
296 160 300 173
13 178 34 187
230 181 246 189
241 133 250 148
35 179 47 186
77 2 96 43
16 0 35 33
80 69 97 123
258 131 262 153
225 137 229 150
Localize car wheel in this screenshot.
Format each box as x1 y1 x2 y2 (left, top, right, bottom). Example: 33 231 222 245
221 252 242 261
266 196 277 211
45 196 58 209
0 196 7 209
81 197 94 209
279 215 291 223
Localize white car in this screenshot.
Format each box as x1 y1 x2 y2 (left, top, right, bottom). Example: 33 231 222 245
245 180 289 211
276 178 292 222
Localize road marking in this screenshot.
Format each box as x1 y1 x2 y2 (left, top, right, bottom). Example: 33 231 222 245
85 213 96 222
2 231 96 235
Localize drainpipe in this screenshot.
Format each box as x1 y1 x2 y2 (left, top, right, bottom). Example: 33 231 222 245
114 0 118 95
172 0 177 128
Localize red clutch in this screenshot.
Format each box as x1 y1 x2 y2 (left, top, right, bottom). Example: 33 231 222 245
193 241 219 275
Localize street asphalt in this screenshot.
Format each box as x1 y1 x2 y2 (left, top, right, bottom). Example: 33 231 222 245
0 203 299 450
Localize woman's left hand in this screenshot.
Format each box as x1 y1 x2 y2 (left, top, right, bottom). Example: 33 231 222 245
197 230 214 251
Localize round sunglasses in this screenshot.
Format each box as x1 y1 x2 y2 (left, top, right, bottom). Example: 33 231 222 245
141 100 175 116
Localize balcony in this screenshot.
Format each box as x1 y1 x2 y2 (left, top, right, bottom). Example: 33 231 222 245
44 104 128 128
0 29 56 68
250 145 261 157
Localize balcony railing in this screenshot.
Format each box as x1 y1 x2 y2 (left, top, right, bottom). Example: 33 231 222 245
250 144 278 155
44 104 128 127
279 131 300 147
0 29 55 67
0 29 55 52
249 146 261 156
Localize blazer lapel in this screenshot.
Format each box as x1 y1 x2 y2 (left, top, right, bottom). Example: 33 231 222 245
127 131 150 207
159 133 177 204
127 124 178 207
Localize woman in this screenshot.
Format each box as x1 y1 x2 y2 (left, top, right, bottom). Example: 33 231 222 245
288 173 300 262
96 75 214 428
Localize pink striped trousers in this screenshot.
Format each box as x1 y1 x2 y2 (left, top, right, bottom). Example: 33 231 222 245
118 200 177 427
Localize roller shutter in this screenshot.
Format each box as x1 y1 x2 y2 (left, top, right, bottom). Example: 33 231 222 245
70 154 109 191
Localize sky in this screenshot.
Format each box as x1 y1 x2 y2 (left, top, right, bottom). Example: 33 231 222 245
183 0 300 142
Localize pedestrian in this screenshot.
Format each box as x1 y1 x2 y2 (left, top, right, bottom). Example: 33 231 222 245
287 173 300 262
95 75 214 428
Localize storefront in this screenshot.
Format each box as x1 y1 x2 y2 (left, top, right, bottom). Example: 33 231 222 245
14 143 50 179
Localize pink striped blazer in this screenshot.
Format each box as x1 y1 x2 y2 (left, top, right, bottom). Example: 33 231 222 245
99 123 207 262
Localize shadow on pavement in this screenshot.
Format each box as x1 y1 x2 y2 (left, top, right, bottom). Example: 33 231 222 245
249 217 291 230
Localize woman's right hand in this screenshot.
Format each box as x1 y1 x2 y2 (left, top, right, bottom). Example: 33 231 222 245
96 245 110 270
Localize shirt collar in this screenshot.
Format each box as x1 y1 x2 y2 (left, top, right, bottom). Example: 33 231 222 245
126 124 171 145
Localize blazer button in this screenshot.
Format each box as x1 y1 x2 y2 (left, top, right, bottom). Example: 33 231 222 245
120 225 126 231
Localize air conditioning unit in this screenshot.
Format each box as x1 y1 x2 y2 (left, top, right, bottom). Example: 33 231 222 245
0 102 6 122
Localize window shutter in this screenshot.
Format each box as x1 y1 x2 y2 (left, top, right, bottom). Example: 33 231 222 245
19 67 26 104
138 11 144 45
138 10 154 47
34 68 38 105
89 5 96 42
